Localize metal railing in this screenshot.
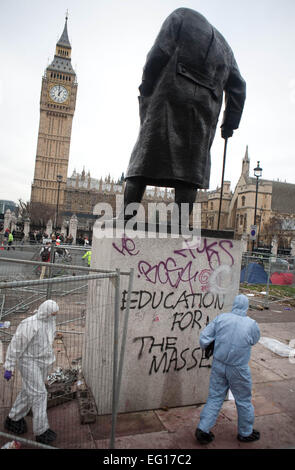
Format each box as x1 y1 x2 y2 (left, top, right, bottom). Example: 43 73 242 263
240 252 295 309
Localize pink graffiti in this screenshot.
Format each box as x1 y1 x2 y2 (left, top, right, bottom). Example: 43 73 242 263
112 235 235 294
138 258 199 294
112 233 140 257
199 269 212 284
173 238 234 270
199 269 212 292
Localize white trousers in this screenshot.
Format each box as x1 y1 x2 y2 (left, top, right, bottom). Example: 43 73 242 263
9 360 50 436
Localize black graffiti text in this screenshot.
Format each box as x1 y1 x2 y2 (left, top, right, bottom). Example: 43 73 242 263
171 309 203 331
133 336 209 375
121 289 225 312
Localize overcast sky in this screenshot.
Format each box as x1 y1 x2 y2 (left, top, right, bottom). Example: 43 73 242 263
1 0 295 204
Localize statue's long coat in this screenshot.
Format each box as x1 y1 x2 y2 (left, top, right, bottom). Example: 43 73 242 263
126 8 246 188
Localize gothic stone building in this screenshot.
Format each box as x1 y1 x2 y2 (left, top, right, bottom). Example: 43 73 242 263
61 147 295 252
203 147 295 252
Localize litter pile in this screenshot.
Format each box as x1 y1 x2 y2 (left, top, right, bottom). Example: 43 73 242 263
46 364 97 424
1 440 21 449
47 367 78 386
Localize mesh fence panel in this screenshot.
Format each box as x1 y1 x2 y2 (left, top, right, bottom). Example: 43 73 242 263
240 253 295 309
0 243 91 282
0 256 132 449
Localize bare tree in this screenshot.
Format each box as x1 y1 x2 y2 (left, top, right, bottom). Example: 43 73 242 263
30 202 55 228
263 215 295 249
17 199 31 219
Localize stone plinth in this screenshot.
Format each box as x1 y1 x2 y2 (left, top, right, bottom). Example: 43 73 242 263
46 219 53 237
23 218 30 241
83 222 242 414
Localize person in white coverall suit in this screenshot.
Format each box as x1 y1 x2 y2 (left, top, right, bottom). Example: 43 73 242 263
196 294 261 445
3 300 59 445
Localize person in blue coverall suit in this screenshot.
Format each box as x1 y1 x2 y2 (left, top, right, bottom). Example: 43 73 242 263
196 294 261 444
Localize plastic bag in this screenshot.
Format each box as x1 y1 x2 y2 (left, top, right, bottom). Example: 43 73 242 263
259 337 295 357
1 440 21 449
205 341 215 359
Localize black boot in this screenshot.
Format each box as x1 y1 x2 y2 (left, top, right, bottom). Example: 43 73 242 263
237 429 260 442
4 416 28 435
36 428 57 444
195 428 215 444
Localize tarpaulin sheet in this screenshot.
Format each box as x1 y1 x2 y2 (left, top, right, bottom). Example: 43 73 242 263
240 262 269 284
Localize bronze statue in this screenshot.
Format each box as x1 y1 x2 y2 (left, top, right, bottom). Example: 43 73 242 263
123 7 246 223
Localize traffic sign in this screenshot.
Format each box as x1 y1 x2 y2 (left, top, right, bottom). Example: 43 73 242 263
250 225 257 240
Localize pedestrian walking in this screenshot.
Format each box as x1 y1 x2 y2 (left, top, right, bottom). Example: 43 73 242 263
82 250 91 267
7 231 15 251
39 242 51 279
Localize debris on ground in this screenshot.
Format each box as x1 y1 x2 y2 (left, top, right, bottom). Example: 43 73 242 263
241 283 295 308
1 440 21 449
45 365 96 423
76 388 97 424
249 303 264 311
259 337 295 357
47 367 78 386
46 367 80 408
55 332 64 344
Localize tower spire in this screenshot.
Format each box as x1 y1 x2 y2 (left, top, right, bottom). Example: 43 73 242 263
47 15 75 75
57 14 71 49
242 145 250 176
243 145 249 162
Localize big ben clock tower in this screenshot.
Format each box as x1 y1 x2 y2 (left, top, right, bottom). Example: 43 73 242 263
30 15 77 219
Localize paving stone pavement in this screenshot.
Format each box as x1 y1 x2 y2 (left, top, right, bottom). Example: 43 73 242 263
1 303 295 453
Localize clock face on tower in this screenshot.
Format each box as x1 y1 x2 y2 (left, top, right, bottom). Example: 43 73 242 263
49 84 69 103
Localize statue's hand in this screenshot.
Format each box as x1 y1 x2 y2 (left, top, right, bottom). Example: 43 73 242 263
221 127 234 139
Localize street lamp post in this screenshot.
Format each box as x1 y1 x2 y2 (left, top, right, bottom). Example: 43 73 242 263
55 174 63 231
257 207 265 248
252 161 262 252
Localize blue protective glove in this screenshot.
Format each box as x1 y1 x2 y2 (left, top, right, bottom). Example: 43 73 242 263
4 370 12 381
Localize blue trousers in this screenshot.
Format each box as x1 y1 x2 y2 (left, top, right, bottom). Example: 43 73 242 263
198 359 254 437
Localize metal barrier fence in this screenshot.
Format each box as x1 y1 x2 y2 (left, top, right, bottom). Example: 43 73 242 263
0 242 91 278
0 257 133 449
240 252 295 309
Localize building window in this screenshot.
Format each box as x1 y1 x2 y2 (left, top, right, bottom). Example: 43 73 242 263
210 202 213 210
207 216 214 227
241 195 245 206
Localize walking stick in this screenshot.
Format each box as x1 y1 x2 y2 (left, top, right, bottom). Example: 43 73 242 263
217 138 228 230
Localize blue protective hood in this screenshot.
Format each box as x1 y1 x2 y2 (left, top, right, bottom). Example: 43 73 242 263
231 294 249 317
